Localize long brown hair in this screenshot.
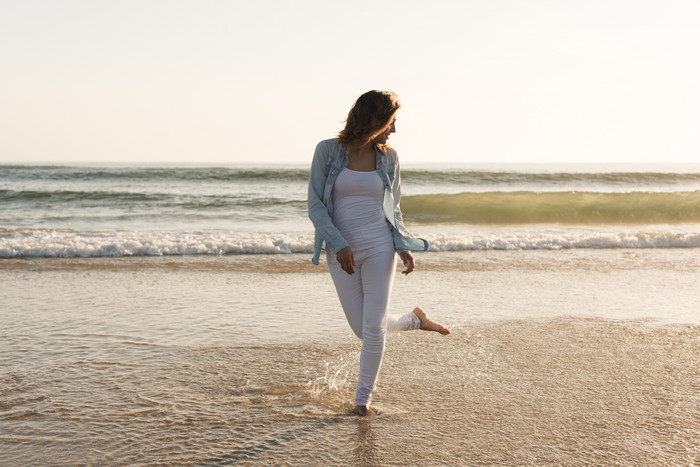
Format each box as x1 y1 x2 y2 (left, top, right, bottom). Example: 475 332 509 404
337 90 400 152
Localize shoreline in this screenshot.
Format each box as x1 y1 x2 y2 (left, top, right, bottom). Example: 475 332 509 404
2 247 699 273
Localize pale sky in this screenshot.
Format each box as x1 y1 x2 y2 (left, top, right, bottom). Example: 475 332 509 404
1 0 698 165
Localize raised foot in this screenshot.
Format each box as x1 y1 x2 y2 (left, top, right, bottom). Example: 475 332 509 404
353 405 380 417
412 307 450 335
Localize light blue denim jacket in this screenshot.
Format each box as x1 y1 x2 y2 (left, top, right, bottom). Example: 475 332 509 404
307 138 428 265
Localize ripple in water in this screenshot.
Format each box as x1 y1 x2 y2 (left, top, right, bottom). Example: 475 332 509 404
1 319 698 465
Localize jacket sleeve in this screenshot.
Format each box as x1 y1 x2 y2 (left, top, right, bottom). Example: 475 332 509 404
390 153 408 252
307 141 349 254
389 151 429 253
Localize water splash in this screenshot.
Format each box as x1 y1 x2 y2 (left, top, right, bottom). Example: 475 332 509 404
306 355 357 398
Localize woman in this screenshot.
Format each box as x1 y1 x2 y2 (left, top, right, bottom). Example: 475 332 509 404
307 90 450 417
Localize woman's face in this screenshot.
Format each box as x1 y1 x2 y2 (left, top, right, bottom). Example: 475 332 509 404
372 119 396 145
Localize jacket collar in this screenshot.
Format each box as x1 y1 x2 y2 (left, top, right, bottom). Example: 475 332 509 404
336 142 386 171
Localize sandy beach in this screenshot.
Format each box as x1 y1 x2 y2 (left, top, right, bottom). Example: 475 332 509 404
2 249 698 465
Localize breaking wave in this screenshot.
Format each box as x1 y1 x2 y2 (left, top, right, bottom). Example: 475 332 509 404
402 191 700 225
1 228 698 258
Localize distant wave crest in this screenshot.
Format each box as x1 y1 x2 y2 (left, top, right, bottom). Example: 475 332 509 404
4 165 700 186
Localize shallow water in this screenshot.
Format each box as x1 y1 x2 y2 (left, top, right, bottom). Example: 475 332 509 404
2 250 699 465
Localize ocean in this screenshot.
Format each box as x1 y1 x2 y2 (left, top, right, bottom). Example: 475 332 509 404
1 164 700 257
1 163 699 465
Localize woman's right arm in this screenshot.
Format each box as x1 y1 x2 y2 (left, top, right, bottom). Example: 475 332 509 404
307 141 349 256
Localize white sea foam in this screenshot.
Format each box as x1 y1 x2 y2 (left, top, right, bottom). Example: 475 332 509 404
423 229 700 251
0 230 315 258
1 228 699 258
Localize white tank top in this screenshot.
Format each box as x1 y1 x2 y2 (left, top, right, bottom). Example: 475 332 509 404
332 168 394 252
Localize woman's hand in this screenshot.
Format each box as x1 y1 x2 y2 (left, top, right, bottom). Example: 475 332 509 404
336 246 355 275
399 251 415 275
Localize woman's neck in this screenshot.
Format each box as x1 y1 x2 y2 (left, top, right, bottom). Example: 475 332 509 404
346 144 376 172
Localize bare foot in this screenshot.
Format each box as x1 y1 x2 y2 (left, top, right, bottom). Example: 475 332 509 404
353 405 379 417
412 307 450 335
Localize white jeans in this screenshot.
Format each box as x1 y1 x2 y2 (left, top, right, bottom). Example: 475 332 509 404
327 248 420 406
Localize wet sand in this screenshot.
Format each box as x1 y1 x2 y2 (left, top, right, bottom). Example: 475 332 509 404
1 250 699 465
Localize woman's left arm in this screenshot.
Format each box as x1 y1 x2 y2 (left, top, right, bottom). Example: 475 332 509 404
391 153 414 275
